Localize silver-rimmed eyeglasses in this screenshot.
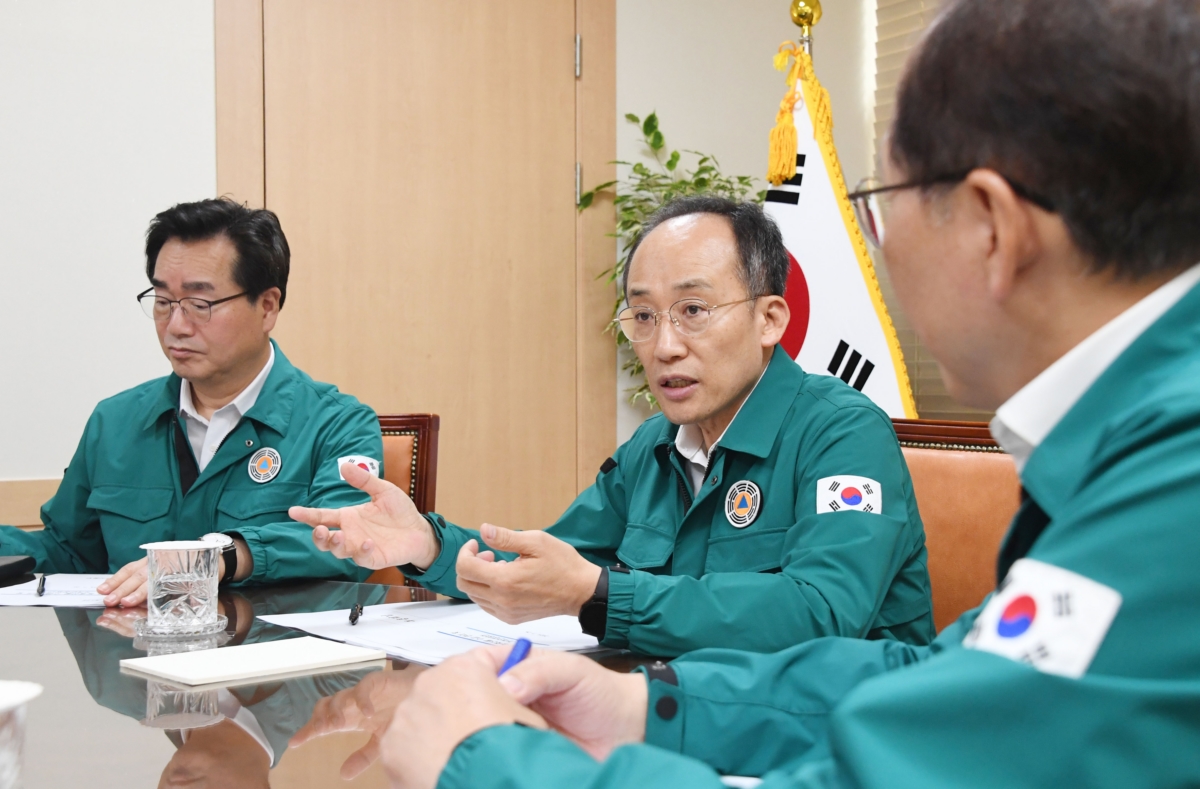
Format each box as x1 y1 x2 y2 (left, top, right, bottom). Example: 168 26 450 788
614 297 757 343
137 288 247 323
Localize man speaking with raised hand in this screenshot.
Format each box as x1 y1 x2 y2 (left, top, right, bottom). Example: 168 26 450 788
294 197 933 658
365 0 1200 787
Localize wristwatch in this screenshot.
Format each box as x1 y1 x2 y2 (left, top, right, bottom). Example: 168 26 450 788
202 533 238 585
578 565 629 640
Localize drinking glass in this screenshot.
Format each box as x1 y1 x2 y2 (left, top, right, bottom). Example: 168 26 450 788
135 540 226 637
142 682 221 730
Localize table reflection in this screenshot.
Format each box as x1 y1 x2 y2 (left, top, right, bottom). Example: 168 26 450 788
51 581 436 787
19 579 647 786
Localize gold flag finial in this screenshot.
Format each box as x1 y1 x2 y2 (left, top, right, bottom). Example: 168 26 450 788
790 0 822 53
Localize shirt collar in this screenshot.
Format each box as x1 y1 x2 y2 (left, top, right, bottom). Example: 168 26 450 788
667 344 802 461
674 363 768 467
179 689 275 764
990 262 1200 471
179 343 275 424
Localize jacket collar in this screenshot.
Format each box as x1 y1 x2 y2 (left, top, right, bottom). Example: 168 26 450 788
142 339 297 436
1022 277 1200 518
654 344 802 459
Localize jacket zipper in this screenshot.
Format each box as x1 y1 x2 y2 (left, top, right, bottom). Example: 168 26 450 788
669 446 694 510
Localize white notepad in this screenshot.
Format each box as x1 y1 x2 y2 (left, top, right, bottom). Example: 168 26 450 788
119 636 386 687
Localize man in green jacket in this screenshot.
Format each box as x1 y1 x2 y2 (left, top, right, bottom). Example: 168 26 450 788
293 197 934 657
363 1 1200 787
0 198 378 604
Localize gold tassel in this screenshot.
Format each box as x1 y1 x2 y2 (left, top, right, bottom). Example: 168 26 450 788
767 42 804 186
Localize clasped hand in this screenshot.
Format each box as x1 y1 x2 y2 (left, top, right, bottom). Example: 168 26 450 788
381 647 647 789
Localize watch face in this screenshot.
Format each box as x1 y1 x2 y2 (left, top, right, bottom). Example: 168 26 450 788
201 533 234 549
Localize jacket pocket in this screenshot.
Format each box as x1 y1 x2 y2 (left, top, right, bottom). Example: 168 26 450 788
216 483 308 524
87 486 176 568
87 486 173 522
616 522 676 570
704 527 791 574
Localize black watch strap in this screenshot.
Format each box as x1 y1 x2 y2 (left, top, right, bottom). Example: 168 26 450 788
578 565 628 640
219 535 239 585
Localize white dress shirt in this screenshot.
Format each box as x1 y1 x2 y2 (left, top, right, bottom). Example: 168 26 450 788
179 345 275 472
674 366 768 493
179 688 275 763
991 263 1200 472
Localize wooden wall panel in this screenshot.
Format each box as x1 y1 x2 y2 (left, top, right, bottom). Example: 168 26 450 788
262 1 580 531
575 0 618 492
0 479 58 527
214 0 265 207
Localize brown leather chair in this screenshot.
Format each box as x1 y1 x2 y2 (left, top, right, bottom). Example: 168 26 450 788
893 419 1020 632
365 414 440 585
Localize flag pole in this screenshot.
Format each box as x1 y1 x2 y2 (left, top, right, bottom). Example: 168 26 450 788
790 0 822 55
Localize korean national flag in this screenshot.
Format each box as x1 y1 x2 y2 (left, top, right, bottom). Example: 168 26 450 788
817 475 882 515
963 558 1122 678
337 456 380 480
764 46 917 418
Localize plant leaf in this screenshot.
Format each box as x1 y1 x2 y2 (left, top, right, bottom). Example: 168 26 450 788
625 113 640 124
642 112 658 136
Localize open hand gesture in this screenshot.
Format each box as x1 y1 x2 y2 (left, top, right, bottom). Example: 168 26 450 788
290 462 440 570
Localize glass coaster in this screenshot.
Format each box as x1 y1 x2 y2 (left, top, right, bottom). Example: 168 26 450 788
134 615 228 640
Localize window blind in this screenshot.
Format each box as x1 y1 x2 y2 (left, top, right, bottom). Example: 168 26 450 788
872 0 994 421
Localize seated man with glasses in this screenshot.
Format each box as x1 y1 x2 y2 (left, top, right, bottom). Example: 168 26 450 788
0 198 381 604
292 196 933 657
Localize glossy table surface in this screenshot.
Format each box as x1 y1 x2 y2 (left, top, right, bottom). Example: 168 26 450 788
0 578 644 788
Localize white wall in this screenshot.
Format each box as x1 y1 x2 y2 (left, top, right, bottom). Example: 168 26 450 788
0 1 216 480
614 0 876 442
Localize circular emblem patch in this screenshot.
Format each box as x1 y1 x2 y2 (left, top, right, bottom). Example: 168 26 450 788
248 448 282 483
724 480 762 529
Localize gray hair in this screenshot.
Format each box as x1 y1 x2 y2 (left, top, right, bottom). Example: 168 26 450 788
621 196 790 301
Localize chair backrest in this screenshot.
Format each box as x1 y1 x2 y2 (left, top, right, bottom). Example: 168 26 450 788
367 414 440 588
893 419 1020 632
378 414 440 513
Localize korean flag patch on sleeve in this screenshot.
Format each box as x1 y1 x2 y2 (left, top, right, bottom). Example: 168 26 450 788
817 476 882 514
337 456 380 480
963 558 1122 678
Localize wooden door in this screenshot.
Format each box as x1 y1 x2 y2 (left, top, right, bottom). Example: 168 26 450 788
216 0 615 532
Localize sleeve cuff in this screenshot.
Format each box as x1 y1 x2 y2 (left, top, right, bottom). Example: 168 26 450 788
401 514 464 587
634 669 685 754
232 528 270 584
437 724 596 789
600 565 638 649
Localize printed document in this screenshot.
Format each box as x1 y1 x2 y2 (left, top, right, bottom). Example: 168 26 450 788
0 574 108 607
260 600 599 665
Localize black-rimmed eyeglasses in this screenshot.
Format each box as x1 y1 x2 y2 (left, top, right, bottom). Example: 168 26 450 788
847 171 1056 250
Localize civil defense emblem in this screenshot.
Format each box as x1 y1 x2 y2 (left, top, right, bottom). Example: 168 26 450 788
724 480 762 528
248 448 282 483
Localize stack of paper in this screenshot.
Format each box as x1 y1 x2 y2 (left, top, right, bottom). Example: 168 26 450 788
0 574 108 607
119 636 387 687
260 600 599 665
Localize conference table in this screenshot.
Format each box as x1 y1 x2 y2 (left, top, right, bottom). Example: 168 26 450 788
0 578 647 787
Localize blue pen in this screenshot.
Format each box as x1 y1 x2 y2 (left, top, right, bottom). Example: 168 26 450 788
497 638 532 676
